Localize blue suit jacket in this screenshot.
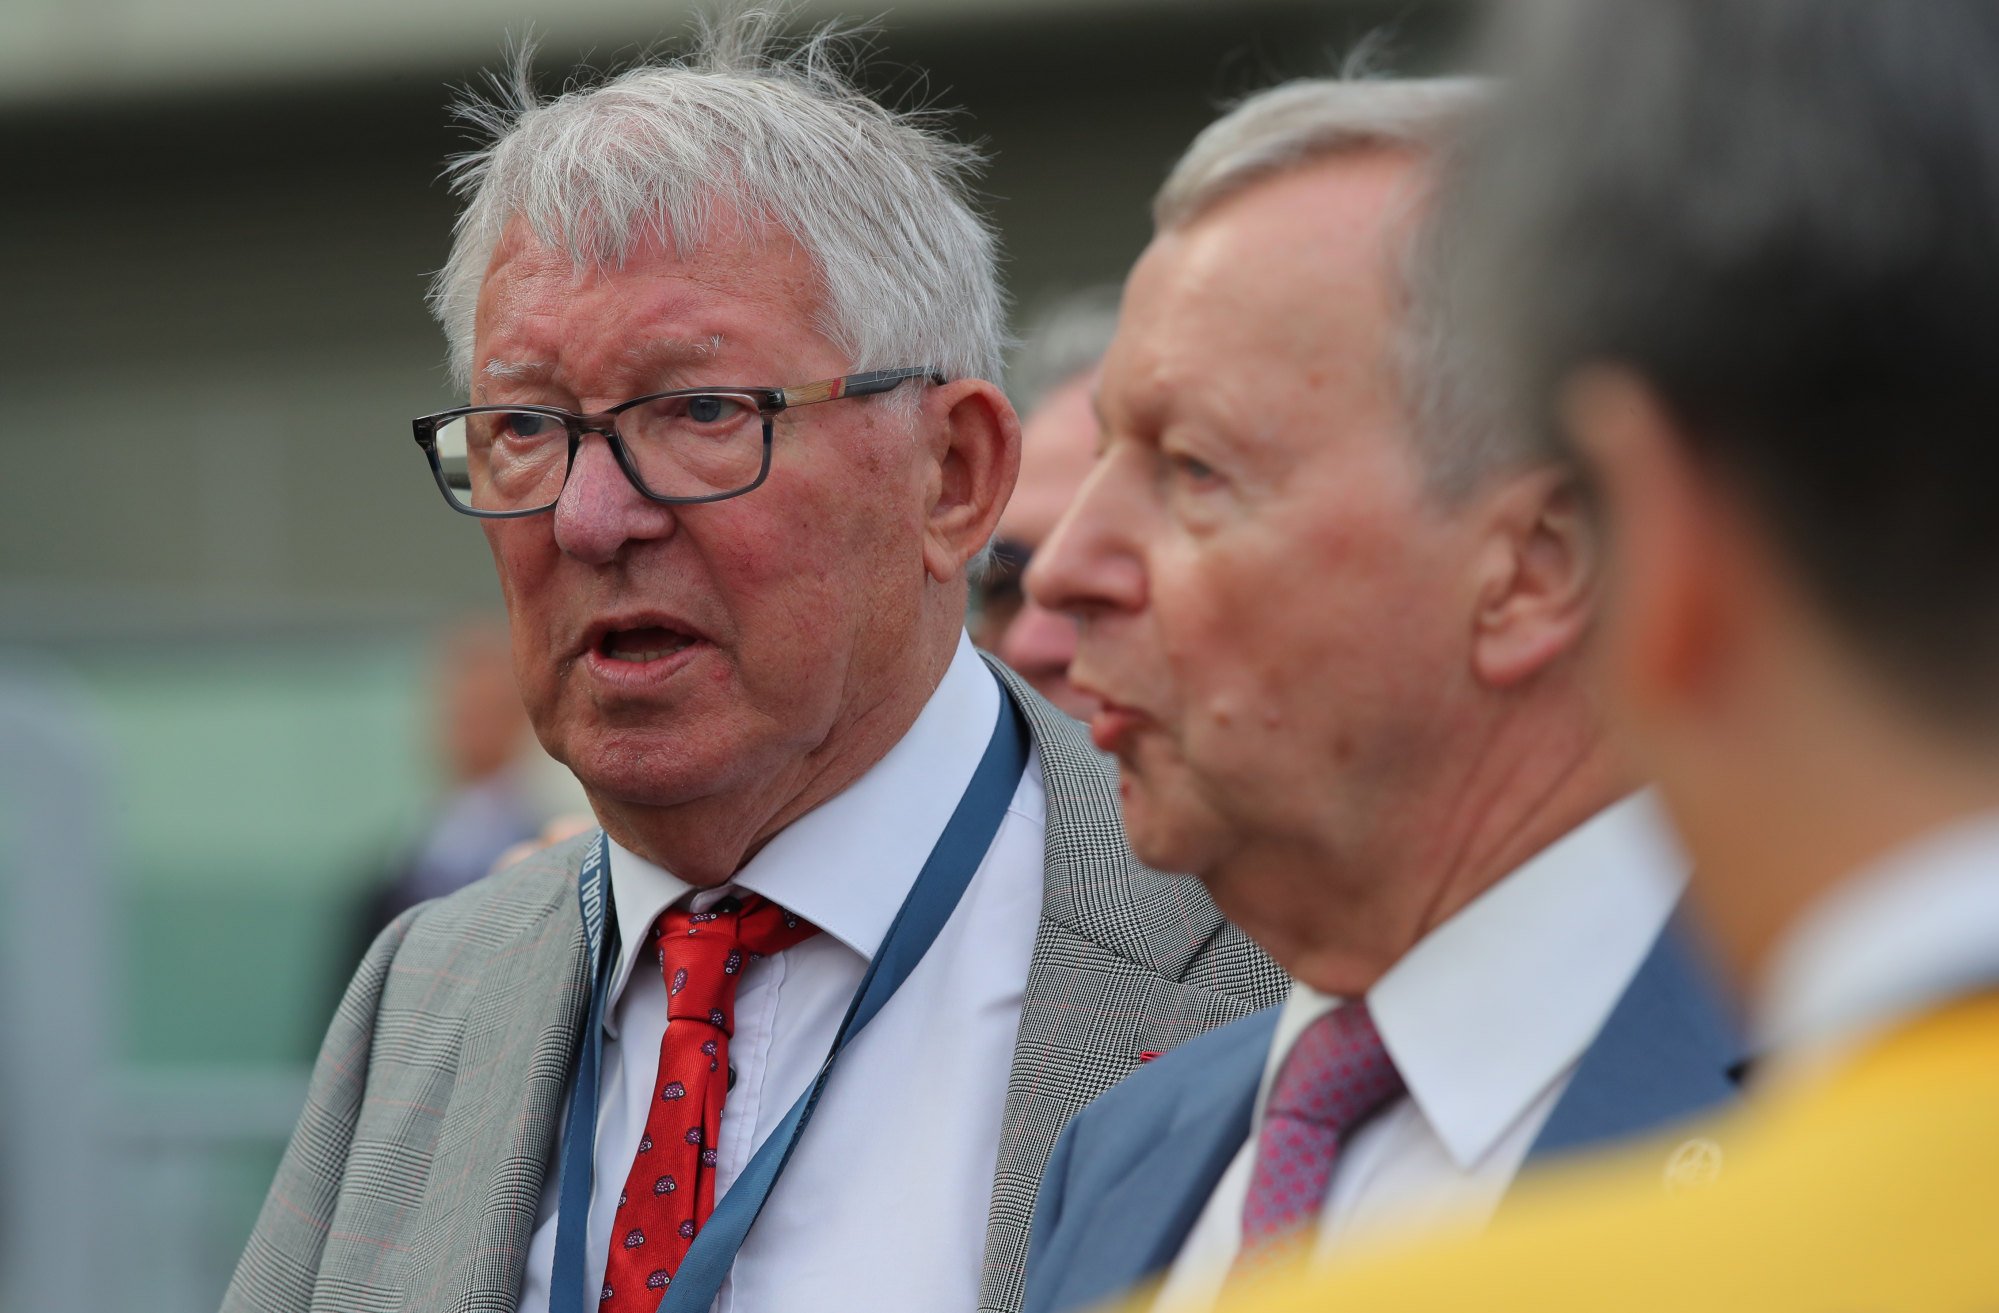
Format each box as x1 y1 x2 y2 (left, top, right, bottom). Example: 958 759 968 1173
1022 918 1742 1313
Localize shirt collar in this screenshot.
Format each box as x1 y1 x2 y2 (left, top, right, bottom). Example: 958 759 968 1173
1256 791 1686 1172
1757 807 1999 1063
600 632 1002 1035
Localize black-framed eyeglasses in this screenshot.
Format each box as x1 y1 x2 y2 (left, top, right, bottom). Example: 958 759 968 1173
411 365 945 518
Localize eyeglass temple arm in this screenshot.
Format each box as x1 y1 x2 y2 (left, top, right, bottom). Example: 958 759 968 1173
779 367 946 409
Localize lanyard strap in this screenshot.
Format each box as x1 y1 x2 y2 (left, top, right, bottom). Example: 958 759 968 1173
550 684 1030 1313
551 834 619 1313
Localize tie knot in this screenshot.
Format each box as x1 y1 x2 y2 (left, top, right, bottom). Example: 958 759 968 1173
653 893 819 1030
1266 1002 1404 1134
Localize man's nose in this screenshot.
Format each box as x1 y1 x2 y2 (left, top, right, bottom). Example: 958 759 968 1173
1024 457 1147 619
551 432 678 563
998 599 1080 679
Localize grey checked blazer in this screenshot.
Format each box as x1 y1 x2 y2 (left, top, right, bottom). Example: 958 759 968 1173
223 661 1285 1313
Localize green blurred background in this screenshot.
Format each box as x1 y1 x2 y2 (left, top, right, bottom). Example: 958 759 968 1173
0 1 1467 1307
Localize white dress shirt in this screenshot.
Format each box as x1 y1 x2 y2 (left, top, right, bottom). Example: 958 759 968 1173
1154 792 1687 1311
518 634 1047 1313
1756 807 1999 1071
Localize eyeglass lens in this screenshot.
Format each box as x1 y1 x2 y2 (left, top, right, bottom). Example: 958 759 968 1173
430 393 768 512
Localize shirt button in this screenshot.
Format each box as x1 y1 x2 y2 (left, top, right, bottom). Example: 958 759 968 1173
727 1064 738 1091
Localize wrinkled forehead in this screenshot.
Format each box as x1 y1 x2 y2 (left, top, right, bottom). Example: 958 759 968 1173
471 208 838 382
481 200 826 310
1104 152 1425 424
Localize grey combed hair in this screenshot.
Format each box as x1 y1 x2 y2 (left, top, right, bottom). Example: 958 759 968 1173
1154 76 1517 498
428 9 1006 397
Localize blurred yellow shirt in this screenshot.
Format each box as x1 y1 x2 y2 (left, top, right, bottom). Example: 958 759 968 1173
1168 994 1999 1313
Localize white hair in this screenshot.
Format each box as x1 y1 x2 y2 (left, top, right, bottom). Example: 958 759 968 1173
428 9 1007 397
1154 76 1518 497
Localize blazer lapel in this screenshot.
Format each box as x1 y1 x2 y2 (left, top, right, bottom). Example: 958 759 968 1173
1062 1078 1259 1307
397 841 594 1310
978 659 1287 1313
1527 912 1744 1161
1035 1013 1278 1313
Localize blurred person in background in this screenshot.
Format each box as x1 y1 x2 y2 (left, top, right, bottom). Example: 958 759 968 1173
223 14 1280 1313
1207 2 1999 1310
1019 77 1739 1313
365 618 557 933
972 287 1122 720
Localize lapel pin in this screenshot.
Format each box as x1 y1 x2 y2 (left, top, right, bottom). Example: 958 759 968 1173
1662 1136 1724 1194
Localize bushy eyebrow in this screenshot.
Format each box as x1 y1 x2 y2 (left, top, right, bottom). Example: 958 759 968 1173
482 357 554 383
617 334 727 382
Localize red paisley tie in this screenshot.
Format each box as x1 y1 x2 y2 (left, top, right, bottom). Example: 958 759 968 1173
597 893 819 1310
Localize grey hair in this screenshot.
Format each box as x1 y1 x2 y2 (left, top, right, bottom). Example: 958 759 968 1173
1154 76 1486 232
428 9 1006 397
1005 284 1122 415
1395 153 1521 499
1154 75 1523 498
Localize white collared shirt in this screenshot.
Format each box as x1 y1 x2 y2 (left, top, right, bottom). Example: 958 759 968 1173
518 634 1047 1313
1155 792 1687 1311
1757 807 1999 1073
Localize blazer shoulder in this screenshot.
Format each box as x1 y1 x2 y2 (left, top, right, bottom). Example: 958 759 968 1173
1532 912 1744 1158
394 829 587 953
365 830 591 1031
225 831 593 1313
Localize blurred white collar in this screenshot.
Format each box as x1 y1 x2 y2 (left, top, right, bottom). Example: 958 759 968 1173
1757 808 1999 1062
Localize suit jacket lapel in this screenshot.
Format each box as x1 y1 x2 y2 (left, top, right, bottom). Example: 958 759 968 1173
397 841 594 1310
1076 1065 1262 1300
1032 1010 1281 1313
978 660 1287 1313
1528 912 1743 1161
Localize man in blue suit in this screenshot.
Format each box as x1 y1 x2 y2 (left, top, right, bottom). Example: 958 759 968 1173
1021 77 1742 1313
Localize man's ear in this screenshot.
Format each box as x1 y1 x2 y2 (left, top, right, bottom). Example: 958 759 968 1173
1468 464 1599 689
1558 366 1720 719
921 379 1021 583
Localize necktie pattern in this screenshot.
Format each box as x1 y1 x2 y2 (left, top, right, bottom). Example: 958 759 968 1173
598 894 818 1310
1238 1002 1405 1263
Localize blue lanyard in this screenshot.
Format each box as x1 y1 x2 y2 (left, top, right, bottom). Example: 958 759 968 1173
549 684 1030 1313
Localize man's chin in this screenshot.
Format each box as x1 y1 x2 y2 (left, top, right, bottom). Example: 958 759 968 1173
1115 772 1236 880
552 728 728 812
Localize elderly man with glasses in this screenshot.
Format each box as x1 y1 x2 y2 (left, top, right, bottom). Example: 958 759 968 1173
223 19 1280 1313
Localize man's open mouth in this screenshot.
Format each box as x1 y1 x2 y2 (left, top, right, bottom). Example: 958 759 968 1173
598 625 700 663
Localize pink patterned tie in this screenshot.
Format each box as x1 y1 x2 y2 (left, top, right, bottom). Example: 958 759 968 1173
1238 1002 1405 1262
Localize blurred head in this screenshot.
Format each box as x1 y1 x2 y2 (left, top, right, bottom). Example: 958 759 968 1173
434 617 534 785
975 287 1121 719
1029 78 1613 977
429 13 1020 879
1461 0 1999 970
